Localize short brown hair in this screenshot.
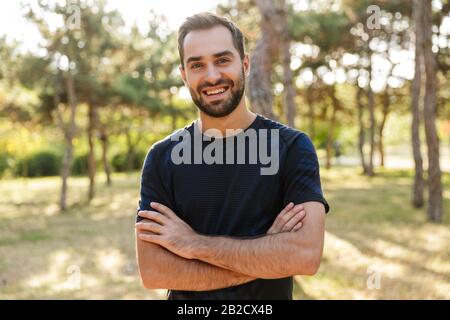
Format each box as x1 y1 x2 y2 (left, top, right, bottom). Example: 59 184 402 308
178 12 245 69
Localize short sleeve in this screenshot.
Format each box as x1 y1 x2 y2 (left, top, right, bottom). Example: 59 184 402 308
282 133 330 213
137 146 175 222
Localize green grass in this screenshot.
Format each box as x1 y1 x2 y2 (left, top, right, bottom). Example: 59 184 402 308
0 167 448 299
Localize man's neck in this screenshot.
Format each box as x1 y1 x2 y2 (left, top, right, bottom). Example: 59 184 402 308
197 103 257 137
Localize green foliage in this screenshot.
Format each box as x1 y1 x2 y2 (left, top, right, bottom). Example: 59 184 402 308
15 150 62 177
314 126 329 150
111 153 127 172
71 153 89 176
0 153 12 178
111 150 146 172
71 152 108 176
290 10 351 53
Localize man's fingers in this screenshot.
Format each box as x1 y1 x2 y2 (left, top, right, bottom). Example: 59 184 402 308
136 220 163 234
270 203 295 231
278 202 294 217
282 210 306 232
268 203 304 234
274 204 304 230
151 202 176 218
138 210 166 224
292 222 303 232
138 232 160 244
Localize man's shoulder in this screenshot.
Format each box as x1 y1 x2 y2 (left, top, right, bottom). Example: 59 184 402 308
256 115 312 150
144 122 195 162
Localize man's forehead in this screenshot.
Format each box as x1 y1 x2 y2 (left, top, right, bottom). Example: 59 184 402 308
183 25 237 59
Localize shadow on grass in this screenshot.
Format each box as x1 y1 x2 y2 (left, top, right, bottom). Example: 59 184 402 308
1 168 448 299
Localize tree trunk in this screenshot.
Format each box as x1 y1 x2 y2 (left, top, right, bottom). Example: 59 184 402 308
421 0 443 222
356 87 368 174
366 63 376 176
87 104 97 201
378 90 390 167
282 40 296 127
248 0 282 119
326 86 339 170
59 72 77 211
247 25 276 118
280 7 296 128
125 130 135 172
412 0 425 208
326 113 337 170
99 125 111 186
306 87 315 140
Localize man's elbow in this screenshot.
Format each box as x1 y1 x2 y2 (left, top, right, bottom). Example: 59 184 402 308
139 267 166 290
302 254 322 276
136 244 166 290
141 279 162 290
139 272 156 290
292 248 323 276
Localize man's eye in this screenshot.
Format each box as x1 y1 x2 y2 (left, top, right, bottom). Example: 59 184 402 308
217 59 230 64
191 63 203 69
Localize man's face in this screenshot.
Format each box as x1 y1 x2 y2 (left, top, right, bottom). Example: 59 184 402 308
180 25 249 118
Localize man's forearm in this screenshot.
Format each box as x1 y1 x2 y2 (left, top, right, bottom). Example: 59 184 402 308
190 203 325 279
191 232 319 279
136 236 255 291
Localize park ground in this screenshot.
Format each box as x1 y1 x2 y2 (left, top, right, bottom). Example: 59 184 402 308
0 166 449 299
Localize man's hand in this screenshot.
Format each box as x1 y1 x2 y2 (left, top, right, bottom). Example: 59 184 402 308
137 201 307 261
137 202 199 260
267 202 306 234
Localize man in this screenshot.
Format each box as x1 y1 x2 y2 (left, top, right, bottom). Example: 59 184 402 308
135 12 329 300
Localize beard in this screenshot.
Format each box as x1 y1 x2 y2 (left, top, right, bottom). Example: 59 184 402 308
188 69 245 118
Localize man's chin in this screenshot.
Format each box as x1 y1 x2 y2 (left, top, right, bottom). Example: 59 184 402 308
197 101 237 118
200 108 231 118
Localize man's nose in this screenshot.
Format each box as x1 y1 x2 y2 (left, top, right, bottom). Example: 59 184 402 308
204 64 221 84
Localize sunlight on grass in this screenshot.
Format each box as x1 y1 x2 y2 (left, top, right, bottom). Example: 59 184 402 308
0 167 448 299
24 250 101 296
96 248 126 277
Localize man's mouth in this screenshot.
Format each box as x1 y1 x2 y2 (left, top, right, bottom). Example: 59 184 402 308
201 85 230 98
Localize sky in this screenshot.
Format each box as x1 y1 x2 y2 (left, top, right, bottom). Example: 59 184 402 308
0 0 448 94
0 0 221 51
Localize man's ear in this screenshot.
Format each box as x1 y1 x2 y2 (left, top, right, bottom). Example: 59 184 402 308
179 64 187 84
243 54 250 78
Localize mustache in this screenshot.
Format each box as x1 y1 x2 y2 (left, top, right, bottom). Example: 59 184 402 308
197 78 234 94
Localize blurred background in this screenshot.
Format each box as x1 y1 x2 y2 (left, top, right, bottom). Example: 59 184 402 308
0 0 448 299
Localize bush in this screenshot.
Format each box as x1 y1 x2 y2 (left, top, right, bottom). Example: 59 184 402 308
134 150 147 169
111 152 127 172
112 150 146 172
0 153 12 178
72 153 89 176
15 150 62 177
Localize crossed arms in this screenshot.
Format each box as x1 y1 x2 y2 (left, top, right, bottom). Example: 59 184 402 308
135 201 325 291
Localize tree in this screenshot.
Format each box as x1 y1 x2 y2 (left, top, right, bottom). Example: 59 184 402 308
411 0 425 207
24 3 81 210
24 0 125 207
417 0 443 222
247 0 280 119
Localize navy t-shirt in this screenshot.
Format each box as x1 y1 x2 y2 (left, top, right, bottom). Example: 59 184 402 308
137 114 329 299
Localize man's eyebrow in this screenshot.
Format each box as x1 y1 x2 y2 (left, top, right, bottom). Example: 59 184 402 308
186 55 202 65
213 50 234 58
186 50 235 65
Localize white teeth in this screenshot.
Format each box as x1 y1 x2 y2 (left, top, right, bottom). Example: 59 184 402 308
206 88 226 95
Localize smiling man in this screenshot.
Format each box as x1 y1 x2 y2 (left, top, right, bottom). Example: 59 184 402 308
135 13 329 300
